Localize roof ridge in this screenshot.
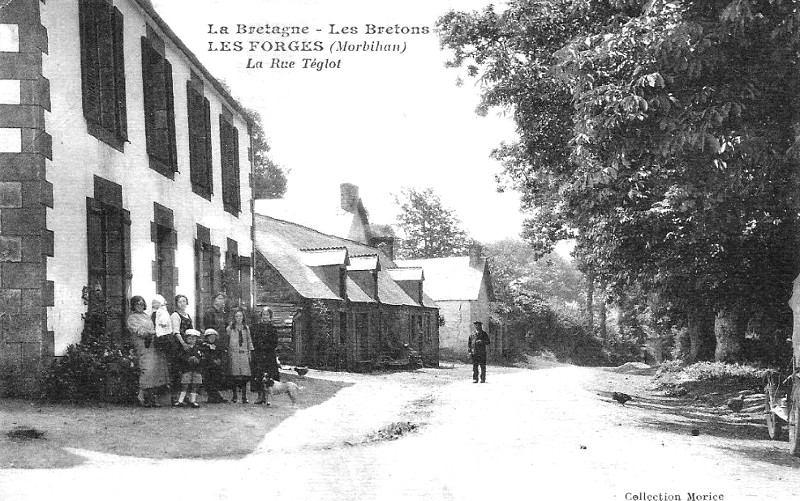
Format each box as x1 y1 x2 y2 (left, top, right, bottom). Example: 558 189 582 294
255 213 377 249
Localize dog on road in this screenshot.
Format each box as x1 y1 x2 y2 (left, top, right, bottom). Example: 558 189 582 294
261 374 303 406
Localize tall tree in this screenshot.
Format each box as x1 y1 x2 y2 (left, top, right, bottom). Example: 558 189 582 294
395 187 471 259
243 108 288 199
438 0 800 361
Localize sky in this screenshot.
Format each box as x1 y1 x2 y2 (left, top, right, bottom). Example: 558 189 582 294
149 0 528 244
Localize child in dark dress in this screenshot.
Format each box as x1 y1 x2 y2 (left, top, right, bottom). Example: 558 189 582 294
201 328 227 403
173 329 204 408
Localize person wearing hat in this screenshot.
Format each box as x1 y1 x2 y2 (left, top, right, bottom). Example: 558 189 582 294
173 329 204 408
201 328 227 403
468 321 490 383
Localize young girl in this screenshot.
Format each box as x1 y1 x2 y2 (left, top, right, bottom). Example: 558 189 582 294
173 329 204 408
200 328 227 403
151 295 173 352
226 309 253 403
169 294 193 400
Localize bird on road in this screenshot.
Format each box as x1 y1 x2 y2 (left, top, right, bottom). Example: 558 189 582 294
726 397 744 412
294 366 309 377
612 392 632 405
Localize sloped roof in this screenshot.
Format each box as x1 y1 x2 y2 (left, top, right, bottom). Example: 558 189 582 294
377 271 419 306
346 277 375 303
254 230 341 300
255 214 388 261
255 214 419 307
255 196 369 244
395 256 493 302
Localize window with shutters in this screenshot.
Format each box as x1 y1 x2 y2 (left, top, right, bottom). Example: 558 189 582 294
187 83 213 199
194 239 220 327
78 0 127 151
87 197 131 347
153 224 177 305
141 35 178 178
219 116 241 215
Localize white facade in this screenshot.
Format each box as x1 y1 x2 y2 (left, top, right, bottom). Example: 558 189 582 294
40 1 253 354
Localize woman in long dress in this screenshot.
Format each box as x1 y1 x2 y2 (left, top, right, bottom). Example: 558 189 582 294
250 308 280 404
127 295 169 406
227 309 253 403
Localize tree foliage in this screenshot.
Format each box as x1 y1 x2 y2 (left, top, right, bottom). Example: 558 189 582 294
395 188 472 259
244 108 288 199
438 0 800 361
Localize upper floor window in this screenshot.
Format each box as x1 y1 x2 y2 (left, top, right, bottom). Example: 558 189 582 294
187 81 213 199
79 0 127 150
141 34 177 178
219 115 241 215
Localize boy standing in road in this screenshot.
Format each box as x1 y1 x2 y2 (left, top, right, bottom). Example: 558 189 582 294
468 321 490 383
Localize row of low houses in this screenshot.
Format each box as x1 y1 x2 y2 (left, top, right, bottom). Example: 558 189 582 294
0 0 503 396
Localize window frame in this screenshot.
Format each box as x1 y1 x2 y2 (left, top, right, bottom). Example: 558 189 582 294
79 0 127 151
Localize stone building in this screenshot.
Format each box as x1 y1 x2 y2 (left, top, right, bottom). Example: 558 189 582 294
0 0 254 395
253 213 439 370
397 246 504 360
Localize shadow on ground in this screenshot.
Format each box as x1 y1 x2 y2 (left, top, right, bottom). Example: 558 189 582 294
0 374 352 469
595 377 800 468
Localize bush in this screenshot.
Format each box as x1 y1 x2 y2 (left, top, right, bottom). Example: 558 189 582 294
680 361 766 382
41 312 139 404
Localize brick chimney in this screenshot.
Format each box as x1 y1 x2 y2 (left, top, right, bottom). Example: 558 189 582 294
469 242 483 267
340 183 359 213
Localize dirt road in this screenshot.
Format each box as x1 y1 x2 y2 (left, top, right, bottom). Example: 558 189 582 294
2 362 799 501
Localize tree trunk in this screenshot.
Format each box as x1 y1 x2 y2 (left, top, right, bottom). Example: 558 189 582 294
585 269 594 333
714 307 746 362
687 306 714 362
598 279 607 339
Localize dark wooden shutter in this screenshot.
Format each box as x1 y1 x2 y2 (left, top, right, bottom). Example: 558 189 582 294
96 2 116 133
187 84 200 183
79 0 101 125
87 198 105 286
164 59 178 171
203 97 213 193
212 245 221 299
112 7 127 141
232 126 240 211
220 117 230 205
188 85 209 189
141 37 156 155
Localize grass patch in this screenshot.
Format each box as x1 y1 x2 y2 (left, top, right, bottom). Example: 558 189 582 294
359 421 420 444
653 361 767 405
1 374 351 469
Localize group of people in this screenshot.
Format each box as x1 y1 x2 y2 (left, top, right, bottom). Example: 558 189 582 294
126 292 281 408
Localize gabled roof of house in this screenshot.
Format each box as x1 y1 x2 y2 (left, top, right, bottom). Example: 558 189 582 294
377 271 419 306
395 256 494 302
254 230 341 301
255 214 419 307
347 277 376 303
255 196 369 244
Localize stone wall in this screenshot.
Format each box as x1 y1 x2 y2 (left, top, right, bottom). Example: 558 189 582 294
0 0 53 396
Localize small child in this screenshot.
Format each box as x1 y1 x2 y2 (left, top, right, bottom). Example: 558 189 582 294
173 329 204 408
201 328 227 403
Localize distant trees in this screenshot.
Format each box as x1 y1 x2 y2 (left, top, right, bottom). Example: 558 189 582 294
394 187 472 259
438 0 800 363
